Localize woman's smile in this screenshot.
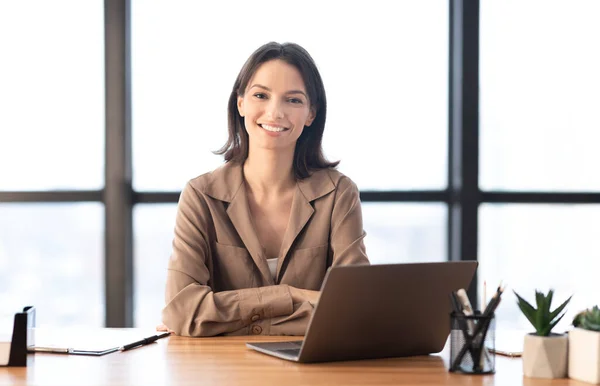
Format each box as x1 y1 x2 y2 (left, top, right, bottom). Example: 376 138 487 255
259 123 289 133
259 123 291 137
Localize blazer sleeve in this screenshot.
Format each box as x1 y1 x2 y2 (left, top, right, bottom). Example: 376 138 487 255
329 176 370 266
162 182 294 337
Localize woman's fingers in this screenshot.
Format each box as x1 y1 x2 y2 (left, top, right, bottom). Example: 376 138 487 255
156 324 174 333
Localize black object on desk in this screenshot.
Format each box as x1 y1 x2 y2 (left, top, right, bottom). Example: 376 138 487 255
119 332 171 352
1 306 36 367
449 312 496 374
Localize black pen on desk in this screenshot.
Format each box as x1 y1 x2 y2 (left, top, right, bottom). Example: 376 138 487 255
120 332 171 352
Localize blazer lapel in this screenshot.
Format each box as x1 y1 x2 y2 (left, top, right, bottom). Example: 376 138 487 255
276 187 314 281
204 162 274 285
276 169 336 282
226 182 274 285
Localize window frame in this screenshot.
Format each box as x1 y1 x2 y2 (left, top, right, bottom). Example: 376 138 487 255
2 0 600 326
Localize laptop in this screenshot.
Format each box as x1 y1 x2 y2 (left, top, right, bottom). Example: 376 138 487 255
246 261 477 363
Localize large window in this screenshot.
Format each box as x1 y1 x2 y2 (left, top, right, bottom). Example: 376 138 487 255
131 0 448 191
131 0 449 326
362 203 447 264
480 0 600 192
0 1 105 327
0 204 104 327
133 205 175 327
480 0 600 331
0 1 105 191
479 204 600 331
3 1 598 329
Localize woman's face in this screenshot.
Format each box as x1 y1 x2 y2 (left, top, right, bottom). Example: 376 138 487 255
237 59 315 153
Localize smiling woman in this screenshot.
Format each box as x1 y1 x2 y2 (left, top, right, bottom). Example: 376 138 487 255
161 42 370 337
218 42 336 180
238 60 315 154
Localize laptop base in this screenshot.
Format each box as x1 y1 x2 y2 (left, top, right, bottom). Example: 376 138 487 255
245 341 303 362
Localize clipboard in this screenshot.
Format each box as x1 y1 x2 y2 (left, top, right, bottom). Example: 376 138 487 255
27 328 170 356
28 345 119 356
28 329 122 356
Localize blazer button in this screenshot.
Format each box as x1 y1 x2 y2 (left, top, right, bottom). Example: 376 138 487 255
251 314 260 322
251 325 263 335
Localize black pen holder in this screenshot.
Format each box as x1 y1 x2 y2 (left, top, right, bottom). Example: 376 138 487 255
449 312 495 374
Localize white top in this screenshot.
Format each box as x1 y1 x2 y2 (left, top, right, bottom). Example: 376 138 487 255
267 258 279 280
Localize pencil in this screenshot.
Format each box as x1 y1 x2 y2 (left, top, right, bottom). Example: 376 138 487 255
483 281 487 311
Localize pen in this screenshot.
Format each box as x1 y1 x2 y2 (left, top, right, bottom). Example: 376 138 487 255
483 284 504 317
29 346 71 354
119 332 171 352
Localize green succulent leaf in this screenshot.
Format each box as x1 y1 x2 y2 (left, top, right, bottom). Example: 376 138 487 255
581 320 600 332
578 306 600 331
573 311 585 327
548 313 566 335
514 289 572 336
535 294 548 335
550 295 572 321
535 290 545 309
514 291 537 330
546 290 554 309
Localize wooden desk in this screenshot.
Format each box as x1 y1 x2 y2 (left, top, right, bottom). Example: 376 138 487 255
0 329 589 385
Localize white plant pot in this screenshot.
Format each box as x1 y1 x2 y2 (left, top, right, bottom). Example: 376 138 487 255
568 328 600 384
523 333 568 379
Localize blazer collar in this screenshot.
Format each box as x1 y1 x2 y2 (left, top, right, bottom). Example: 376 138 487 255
203 161 336 284
204 161 336 204
203 162 245 203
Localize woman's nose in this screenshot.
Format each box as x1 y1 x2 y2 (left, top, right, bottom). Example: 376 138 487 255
266 100 284 120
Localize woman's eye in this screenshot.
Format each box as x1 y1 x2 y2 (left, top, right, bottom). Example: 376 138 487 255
253 93 267 99
288 98 303 104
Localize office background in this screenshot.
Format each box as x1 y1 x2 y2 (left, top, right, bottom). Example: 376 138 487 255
0 0 598 332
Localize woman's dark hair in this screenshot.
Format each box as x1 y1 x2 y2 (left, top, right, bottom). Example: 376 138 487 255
215 42 339 179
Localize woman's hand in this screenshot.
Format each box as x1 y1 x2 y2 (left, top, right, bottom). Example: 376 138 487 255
156 324 175 333
289 287 321 307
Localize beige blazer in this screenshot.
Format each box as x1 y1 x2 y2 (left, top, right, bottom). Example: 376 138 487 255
162 161 369 337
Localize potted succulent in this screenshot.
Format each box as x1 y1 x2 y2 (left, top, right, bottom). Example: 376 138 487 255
569 306 600 384
514 289 572 379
